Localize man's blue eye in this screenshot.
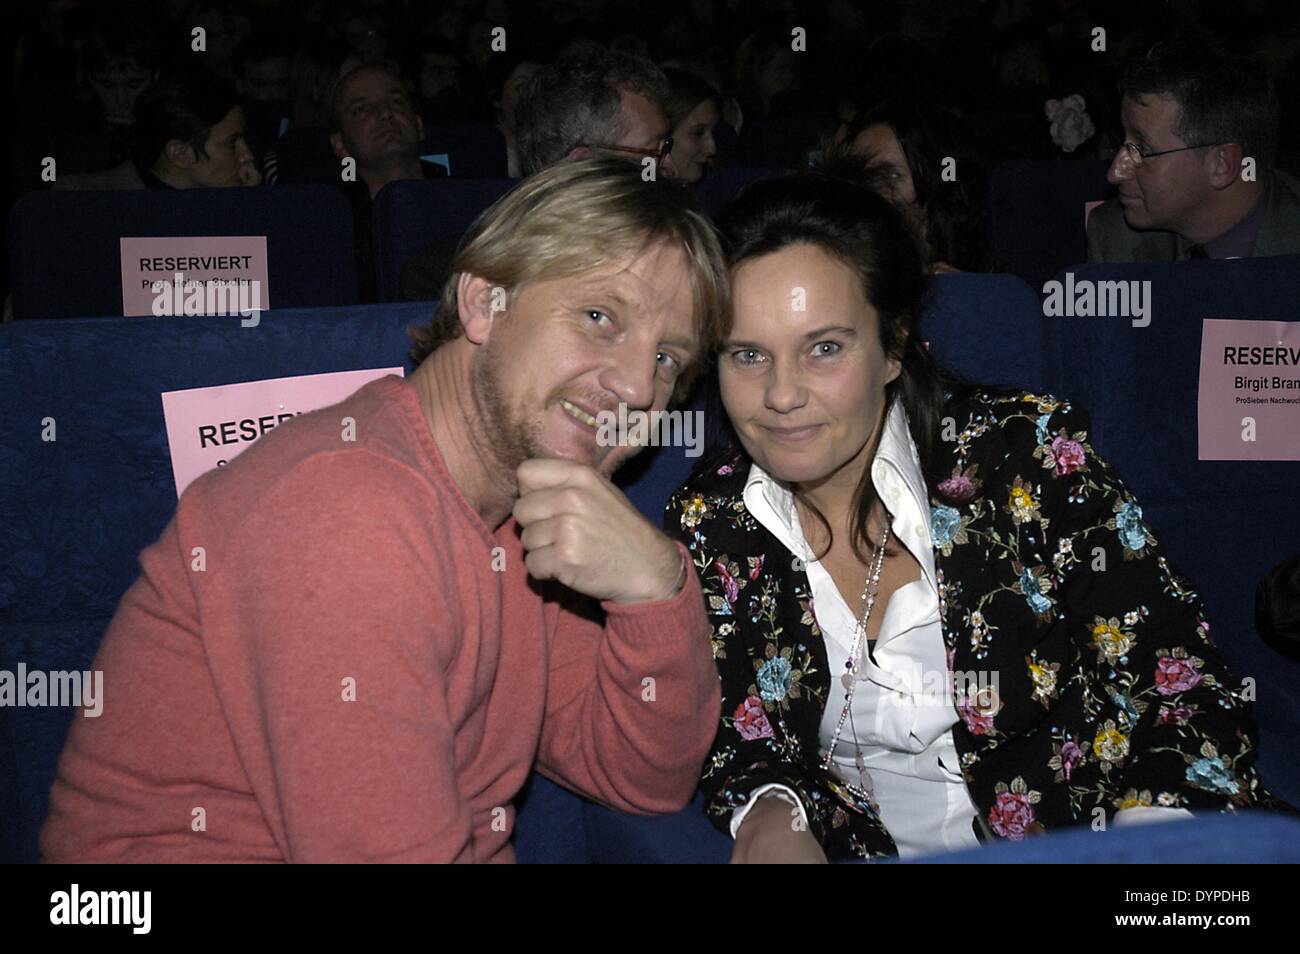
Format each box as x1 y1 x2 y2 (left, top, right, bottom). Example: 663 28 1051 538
814 341 841 356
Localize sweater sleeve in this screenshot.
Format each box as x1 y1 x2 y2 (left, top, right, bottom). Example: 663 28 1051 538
533 540 722 814
203 453 477 862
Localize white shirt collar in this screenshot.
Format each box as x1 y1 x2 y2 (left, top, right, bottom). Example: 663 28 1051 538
742 399 935 580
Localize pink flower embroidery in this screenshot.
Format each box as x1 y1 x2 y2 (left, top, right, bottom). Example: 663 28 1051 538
1051 436 1087 475
1059 741 1083 781
938 474 976 502
714 560 739 606
989 789 1038 840
958 693 994 735
733 695 774 740
1154 656 1202 695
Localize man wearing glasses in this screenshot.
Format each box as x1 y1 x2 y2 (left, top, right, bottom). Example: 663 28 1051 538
400 48 677 300
1088 38 1300 263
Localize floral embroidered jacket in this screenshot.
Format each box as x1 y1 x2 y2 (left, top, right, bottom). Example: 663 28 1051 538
665 388 1289 860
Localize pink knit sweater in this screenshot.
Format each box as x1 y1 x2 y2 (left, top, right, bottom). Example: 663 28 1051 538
40 376 720 862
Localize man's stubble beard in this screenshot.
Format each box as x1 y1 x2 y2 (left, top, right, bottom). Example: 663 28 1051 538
469 337 628 482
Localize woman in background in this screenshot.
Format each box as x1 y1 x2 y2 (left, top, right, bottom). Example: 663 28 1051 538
835 101 989 273
663 68 722 185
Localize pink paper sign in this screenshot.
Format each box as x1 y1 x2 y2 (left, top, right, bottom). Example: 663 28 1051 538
161 367 404 496
120 236 270 317
1198 319 1300 461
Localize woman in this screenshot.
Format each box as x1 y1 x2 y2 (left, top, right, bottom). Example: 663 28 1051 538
663 68 722 186
835 101 989 273
666 163 1287 862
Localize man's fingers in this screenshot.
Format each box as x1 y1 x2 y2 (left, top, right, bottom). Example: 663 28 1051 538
518 516 562 553
516 457 597 496
512 485 590 527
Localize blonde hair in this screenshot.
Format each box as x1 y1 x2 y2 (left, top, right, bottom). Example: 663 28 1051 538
408 157 728 403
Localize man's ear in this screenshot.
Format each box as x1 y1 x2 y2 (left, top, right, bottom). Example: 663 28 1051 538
416 114 425 143
457 273 500 345
165 139 195 169
329 132 348 160
1207 142 1246 190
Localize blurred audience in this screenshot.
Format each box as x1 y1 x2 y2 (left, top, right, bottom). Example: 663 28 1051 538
55 73 259 190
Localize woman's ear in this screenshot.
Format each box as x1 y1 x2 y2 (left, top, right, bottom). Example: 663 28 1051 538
885 325 908 385
456 273 501 345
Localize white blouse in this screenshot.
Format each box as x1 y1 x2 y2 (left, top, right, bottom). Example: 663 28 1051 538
731 399 981 858
726 399 1192 856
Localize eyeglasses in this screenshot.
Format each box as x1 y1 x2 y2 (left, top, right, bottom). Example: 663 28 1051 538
1119 140 1229 167
580 136 674 164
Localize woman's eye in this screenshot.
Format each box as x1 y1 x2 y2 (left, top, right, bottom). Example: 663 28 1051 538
813 341 841 356
732 349 763 366
657 351 681 373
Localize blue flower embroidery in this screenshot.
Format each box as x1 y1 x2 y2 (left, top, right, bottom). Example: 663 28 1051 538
1113 693 1140 730
1020 568 1052 614
756 657 793 703
1115 501 1147 552
931 505 961 548
1186 756 1240 795
1035 412 1052 445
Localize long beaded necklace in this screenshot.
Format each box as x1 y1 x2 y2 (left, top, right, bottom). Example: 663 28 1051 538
819 514 892 804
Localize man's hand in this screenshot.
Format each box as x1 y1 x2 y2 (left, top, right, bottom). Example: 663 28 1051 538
731 794 827 864
513 458 684 605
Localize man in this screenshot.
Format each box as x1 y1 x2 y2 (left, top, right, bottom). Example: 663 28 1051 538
55 74 260 191
1088 39 1300 262
400 47 677 300
40 158 728 863
329 61 447 301
330 61 447 199
234 32 292 103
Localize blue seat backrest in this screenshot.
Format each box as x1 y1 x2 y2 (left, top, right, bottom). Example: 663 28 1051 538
985 158 1114 287
1044 257 1300 804
922 272 1049 392
6 185 359 321
371 178 513 301
0 303 433 861
419 123 508 178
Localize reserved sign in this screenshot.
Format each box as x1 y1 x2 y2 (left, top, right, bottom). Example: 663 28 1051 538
160 367 404 496
120 236 270 317
1198 318 1300 461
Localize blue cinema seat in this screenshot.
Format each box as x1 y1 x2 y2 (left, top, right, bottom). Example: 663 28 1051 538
1045 257 1300 807
370 178 513 301
0 303 434 863
419 123 509 178
922 272 1049 392
985 158 1114 288
6 185 359 321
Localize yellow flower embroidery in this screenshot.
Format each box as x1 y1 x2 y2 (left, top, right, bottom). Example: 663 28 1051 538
1093 722 1130 764
681 494 709 529
1092 618 1133 663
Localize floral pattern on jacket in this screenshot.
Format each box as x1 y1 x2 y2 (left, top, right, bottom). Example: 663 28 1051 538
666 388 1291 860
